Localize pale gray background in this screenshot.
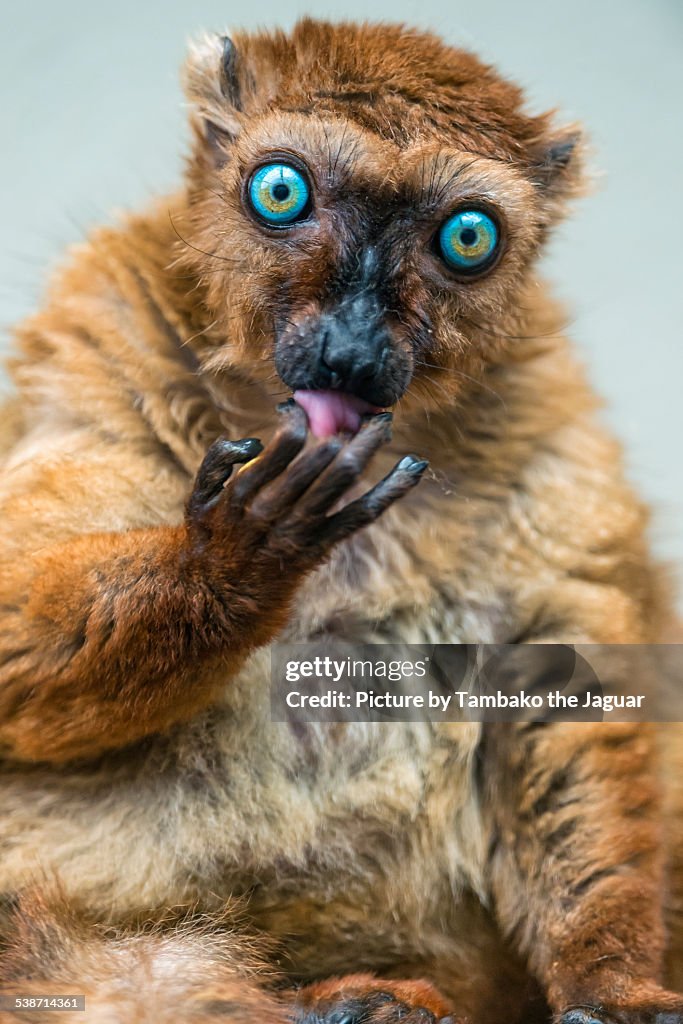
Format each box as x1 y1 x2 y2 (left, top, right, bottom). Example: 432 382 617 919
1 1 681 598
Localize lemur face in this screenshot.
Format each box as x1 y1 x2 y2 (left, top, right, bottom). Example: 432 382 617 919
181 20 581 436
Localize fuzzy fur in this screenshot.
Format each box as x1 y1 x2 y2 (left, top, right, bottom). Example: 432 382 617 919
0 18 681 1024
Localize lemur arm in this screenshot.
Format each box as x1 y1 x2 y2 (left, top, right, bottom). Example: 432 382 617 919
0 408 424 763
0 439 274 763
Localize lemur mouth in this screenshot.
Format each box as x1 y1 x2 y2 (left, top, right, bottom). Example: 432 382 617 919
293 390 383 438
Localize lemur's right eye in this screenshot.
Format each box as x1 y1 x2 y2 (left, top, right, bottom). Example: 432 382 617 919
247 162 312 226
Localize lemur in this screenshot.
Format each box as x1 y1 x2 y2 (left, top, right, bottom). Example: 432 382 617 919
1 18 682 1024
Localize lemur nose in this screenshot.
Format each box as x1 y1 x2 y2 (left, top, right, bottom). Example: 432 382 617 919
320 327 385 394
273 295 410 408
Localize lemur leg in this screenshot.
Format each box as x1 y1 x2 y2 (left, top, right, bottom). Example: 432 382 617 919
0 405 426 763
485 711 683 1024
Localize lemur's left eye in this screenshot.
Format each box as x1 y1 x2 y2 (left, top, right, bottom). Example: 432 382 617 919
437 209 499 274
247 162 311 226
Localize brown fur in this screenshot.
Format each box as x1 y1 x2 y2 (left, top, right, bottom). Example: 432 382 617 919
0 891 451 1023
0 889 286 1023
0 17 681 1024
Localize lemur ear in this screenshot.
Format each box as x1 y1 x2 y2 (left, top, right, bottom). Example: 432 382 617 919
183 32 243 164
218 36 242 111
529 126 584 203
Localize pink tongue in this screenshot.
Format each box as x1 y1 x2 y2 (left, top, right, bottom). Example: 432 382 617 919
293 390 381 438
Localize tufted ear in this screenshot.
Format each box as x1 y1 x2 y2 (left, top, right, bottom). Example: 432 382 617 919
529 125 585 208
183 32 243 164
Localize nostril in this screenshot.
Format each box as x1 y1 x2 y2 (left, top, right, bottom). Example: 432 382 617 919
351 349 385 388
319 353 344 390
354 362 376 384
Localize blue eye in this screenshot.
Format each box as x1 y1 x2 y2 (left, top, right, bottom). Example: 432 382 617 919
248 162 311 225
437 209 499 273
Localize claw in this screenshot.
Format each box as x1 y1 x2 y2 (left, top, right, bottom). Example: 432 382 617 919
396 455 429 474
189 436 264 514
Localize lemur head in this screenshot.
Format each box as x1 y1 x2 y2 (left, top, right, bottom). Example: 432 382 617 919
181 19 582 437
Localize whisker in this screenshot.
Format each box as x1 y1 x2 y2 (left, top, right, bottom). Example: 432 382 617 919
168 211 240 265
328 119 348 180
180 320 220 349
207 189 233 209
459 313 573 343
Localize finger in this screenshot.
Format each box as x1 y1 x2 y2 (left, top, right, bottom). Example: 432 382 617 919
188 436 263 515
296 412 393 518
249 438 343 522
319 454 428 544
227 401 308 508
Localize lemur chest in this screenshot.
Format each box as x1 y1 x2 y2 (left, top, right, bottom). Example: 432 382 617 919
166 703 487 968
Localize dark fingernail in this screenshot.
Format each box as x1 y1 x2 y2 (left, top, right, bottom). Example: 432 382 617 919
561 1013 600 1024
361 410 393 427
397 455 429 473
232 437 263 460
277 398 299 414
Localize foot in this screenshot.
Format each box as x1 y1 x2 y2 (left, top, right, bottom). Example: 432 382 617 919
294 974 454 1024
560 990 683 1024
